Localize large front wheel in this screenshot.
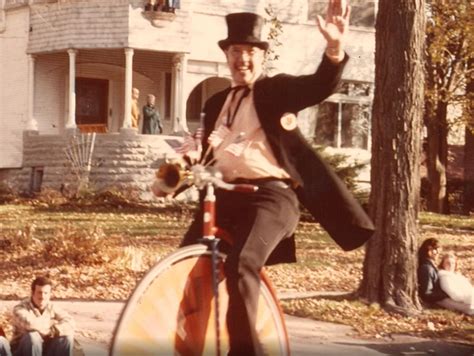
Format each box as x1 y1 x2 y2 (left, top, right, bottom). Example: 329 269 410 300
110 243 290 355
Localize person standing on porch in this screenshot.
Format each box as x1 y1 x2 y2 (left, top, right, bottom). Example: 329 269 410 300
131 88 140 129
142 94 163 134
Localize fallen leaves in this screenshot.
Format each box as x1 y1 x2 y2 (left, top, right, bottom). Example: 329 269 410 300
281 297 473 343
0 202 473 345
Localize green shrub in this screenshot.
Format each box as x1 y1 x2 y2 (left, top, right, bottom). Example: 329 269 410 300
299 145 369 221
311 144 368 193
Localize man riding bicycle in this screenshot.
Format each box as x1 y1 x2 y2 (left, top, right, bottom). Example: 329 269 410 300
153 1 374 355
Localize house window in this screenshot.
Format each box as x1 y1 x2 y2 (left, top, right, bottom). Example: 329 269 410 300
314 102 338 147
340 102 371 149
307 0 376 28
30 167 44 194
314 81 373 150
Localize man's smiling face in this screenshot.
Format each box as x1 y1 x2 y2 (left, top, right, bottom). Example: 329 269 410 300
225 44 266 86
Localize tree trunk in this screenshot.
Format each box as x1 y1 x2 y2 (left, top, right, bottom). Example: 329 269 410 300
464 75 474 214
465 127 474 213
426 102 449 213
359 0 425 315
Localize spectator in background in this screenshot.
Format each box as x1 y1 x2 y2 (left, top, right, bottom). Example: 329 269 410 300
164 0 179 12
417 238 449 305
437 252 474 315
142 94 163 134
153 0 180 12
0 326 12 356
11 276 75 356
131 88 140 129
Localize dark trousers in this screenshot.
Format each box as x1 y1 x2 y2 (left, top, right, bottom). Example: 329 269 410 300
182 180 300 355
12 332 73 356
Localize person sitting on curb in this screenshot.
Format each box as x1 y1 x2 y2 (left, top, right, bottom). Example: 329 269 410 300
0 326 12 356
437 252 474 315
11 276 75 356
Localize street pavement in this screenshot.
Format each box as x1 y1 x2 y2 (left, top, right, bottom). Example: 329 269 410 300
1 300 473 356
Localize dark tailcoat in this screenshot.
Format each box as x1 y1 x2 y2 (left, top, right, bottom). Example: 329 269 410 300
193 54 374 264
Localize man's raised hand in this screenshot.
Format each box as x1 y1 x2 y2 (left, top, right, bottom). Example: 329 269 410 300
316 0 351 48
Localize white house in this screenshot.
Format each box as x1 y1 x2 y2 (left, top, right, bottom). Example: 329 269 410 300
0 0 376 196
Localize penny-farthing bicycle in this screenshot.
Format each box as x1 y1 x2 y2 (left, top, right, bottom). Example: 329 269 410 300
110 162 290 356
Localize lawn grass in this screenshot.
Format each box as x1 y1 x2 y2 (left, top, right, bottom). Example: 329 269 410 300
419 211 474 230
0 201 472 344
0 204 190 238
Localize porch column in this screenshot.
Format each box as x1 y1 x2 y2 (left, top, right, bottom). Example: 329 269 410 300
0 1 5 34
180 53 189 133
25 54 38 131
171 53 188 133
122 48 135 130
66 49 77 129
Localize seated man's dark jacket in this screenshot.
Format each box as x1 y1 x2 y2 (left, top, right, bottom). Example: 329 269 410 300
185 54 375 265
417 258 449 303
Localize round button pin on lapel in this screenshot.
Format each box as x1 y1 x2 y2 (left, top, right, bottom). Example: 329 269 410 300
280 112 297 131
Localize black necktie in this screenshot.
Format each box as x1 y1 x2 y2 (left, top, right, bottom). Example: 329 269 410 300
225 86 251 127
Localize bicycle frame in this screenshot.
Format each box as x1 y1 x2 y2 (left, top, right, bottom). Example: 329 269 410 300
200 182 222 356
202 183 217 240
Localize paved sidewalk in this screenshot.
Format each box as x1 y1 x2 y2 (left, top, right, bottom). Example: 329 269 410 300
1 300 473 356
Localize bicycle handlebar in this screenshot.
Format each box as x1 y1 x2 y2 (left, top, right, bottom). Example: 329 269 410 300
231 184 259 193
154 162 259 194
190 164 259 193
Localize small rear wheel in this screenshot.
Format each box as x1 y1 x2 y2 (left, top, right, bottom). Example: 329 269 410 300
110 243 290 355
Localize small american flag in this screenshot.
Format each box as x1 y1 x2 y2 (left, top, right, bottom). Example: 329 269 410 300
208 125 231 148
174 127 204 155
224 132 248 157
174 135 194 154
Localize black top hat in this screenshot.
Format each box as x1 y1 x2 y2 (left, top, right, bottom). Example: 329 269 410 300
218 12 269 51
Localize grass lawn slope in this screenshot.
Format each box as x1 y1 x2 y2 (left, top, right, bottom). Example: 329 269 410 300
0 196 472 344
